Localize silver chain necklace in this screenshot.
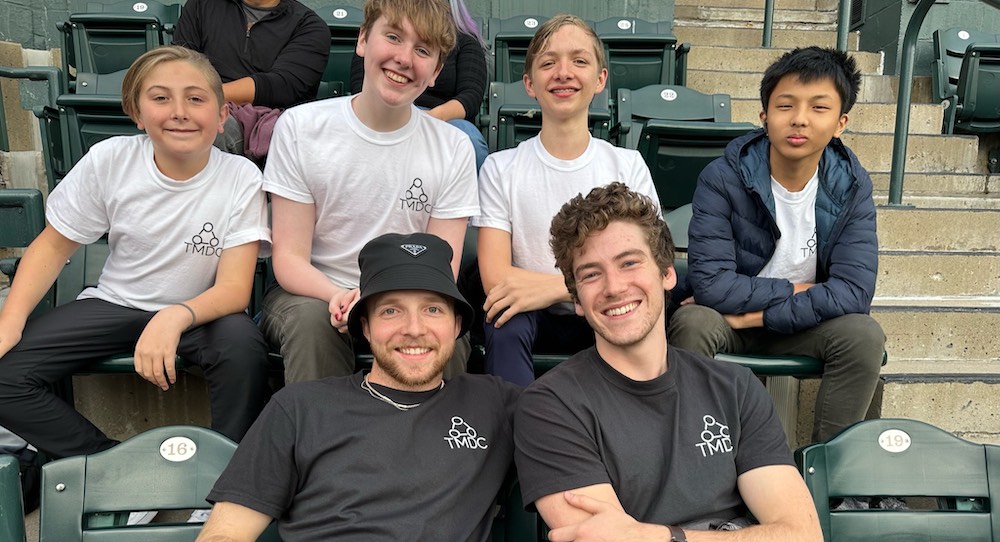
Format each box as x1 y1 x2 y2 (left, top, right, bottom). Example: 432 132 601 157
361 374 444 411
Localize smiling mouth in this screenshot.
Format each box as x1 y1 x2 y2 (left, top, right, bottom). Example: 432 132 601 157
398 347 431 355
604 302 638 317
551 88 578 96
385 70 410 84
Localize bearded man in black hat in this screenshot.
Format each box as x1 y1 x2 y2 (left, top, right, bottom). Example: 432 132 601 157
197 232 520 542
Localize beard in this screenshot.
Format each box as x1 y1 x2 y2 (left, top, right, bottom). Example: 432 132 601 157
369 340 455 388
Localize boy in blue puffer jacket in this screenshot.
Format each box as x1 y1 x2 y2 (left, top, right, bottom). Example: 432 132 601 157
669 46 884 443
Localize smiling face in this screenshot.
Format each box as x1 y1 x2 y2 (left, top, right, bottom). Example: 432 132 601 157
355 14 443 124
761 74 848 182
523 23 607 122
571 221 675 355
133 59 226 180
362 290 461 391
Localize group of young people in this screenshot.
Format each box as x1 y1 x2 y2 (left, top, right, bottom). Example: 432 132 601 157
0 0 886 539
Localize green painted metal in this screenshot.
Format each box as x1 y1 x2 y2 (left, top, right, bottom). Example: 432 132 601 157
762 0 775 47
837 0 852 51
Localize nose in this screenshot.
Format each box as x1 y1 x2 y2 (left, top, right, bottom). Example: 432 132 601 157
171 100 188 120
394 47 412 68
603 268 628 297
790 105 808 126
554 59 573 80
402 312 426 335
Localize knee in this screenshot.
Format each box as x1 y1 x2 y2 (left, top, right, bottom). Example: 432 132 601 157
483 312 536 348
828 314 885 373
206 315 269 368
669 305 726 342
263 294 337 342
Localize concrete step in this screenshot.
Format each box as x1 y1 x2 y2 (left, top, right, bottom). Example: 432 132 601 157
872 300 1000 362
877 251 1000 297
687 46 882 75
729 99 942 135
686 69 934 104
675 6 839 26
675 0 826 12
877 207 1000 251
873 193 1000 209
870 172 989 196
878 361 1000 444
673 24 860 50
840 133 979 174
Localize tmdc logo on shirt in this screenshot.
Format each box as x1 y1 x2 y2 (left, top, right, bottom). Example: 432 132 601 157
443 416 488 450
696 415 733 457
399 178 433 214
184 222 222 257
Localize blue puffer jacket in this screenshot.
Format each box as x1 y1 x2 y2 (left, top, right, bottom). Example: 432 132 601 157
684 128 878 334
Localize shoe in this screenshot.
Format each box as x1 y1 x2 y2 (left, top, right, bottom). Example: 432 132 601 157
127 511 157 525
188 509 212 523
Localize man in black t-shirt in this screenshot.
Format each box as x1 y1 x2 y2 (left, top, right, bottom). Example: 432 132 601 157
197 232 520 542
513 183 821 541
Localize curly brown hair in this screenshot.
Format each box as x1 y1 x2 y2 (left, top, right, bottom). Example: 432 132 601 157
549 182 674 300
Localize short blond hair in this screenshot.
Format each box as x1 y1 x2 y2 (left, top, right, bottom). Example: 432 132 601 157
121 46 224 123
361 0 457 67
523 14 606 78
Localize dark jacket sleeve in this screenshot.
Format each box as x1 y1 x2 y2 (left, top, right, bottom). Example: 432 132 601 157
762 169 878 333
687 159 794 315
251 8 330 108
170 0 204 50
450 33 487 122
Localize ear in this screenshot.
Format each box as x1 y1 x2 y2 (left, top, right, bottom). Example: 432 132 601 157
428 61 444 88
356 27 368 57
834 113 849 138
217 101 229 134
523 73 536 99
759 111 767 126
453 313 462 339
661 264 676 292
361 316 371 342
594 67 608 93
574 302 584 317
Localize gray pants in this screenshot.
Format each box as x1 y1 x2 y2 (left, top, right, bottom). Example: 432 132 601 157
260 285 470 384
668 304 885 442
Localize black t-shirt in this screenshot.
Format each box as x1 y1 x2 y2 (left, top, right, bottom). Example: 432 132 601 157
514 345 792 526
209 372 521 541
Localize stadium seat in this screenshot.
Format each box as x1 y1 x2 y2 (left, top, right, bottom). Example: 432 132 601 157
58 0 181 94
0 188 52 317
316 5 363 99
491 475 546 542
0 454 26 542
489 15 551 83
613 84 755 211
39 425 279 541
931 27 1000 134
796 418 1000 542
593 17 689 98
486 80 611 152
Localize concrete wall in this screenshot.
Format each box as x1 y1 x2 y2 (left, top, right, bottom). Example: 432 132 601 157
857 0 1000 75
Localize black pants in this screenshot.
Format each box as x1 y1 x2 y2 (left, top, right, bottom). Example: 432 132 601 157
0 299 269 459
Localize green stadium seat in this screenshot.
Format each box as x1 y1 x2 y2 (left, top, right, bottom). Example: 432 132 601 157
316 5 363 99
58 0 181 94
613 85 754 211
486 81 611 152
947 43 1000 134
795 418 1000 542
491 475 546 542
39 425 279 541
593 17 689 98
931 27 999 103
0 188 52 318
489 15 549 83
0 454 26 542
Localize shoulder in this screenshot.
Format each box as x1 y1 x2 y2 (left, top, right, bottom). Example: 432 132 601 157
449 373 522 404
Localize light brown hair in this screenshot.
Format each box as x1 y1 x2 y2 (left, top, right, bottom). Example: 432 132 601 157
523 14 606 78
120 45 224 123
550 182 674 301
361 0 457 67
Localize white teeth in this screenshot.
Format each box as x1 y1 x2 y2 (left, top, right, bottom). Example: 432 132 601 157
605 302 637 317
385 70 409 83
399 347 430 355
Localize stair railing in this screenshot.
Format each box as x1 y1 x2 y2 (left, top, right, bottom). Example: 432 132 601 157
761 0 851 50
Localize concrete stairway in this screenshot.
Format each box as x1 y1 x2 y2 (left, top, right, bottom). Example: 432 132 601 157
673 0 1000 445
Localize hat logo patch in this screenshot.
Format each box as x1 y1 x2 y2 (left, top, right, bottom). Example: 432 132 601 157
400 244 427 257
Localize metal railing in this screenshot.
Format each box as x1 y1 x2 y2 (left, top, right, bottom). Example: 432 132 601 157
761 0 852 50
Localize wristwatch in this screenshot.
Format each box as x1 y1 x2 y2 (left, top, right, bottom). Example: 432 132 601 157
668 524 687 542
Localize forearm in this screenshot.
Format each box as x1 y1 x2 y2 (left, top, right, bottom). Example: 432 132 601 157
272 256 345 304
684 520 819 541
426 99 467 122
484 265 572 306
223 77 256 104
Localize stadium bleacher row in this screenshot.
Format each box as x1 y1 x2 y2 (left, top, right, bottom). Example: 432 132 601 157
2 0 1000 540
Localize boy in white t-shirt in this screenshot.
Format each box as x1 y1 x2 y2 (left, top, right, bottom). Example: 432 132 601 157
668 47 884 442
259 0 478 384
0 46 271 460
472 15 659 386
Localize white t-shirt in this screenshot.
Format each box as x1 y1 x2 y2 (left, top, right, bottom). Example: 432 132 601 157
757 170 819 283
473 135 659 276
263 96 479 288
46 135 270 312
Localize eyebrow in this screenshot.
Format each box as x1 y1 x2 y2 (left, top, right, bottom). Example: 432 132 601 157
539 48 594 59
145 85 210 93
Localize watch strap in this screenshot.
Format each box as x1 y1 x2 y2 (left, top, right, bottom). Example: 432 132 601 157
668 524 687 542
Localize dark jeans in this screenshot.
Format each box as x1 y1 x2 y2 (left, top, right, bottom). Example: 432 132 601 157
0 299 269 459
668 304 885 442
484 309 595 386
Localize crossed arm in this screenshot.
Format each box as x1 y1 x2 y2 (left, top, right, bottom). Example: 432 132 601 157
538 465 821 542
195 501 273 542
477 227 572 328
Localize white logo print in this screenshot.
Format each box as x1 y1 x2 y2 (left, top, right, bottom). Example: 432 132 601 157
695 415 733 457
400 244 427 257
443 416 489 450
